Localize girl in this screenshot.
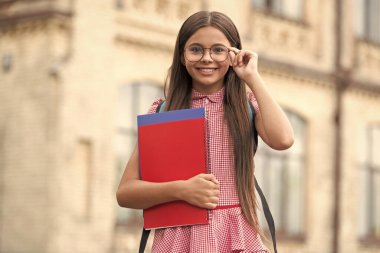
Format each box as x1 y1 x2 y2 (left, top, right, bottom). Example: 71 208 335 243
117 11 294 253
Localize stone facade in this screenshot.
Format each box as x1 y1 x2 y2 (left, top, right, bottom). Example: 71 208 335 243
0 0 379 253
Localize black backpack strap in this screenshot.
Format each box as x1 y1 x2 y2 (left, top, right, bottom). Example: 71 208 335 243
138 228 151 253
138 100 166 252
248 101 277 252
248 101 258 153
255 177 278 253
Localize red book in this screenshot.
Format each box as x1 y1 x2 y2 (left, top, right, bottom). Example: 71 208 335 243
137 108 208 229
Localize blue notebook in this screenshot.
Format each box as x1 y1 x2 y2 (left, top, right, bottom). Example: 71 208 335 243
137 107 206 126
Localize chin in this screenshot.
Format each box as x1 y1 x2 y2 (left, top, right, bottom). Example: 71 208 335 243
193 80 223 92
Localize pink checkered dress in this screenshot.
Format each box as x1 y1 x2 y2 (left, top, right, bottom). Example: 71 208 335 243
147 88 269 253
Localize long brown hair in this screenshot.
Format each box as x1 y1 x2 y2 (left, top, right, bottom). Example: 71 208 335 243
164 11 259 232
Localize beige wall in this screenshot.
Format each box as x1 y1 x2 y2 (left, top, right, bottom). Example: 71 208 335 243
341 90 380 253
0 21 61 252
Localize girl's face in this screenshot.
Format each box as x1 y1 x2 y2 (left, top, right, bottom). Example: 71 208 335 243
183 26 231 94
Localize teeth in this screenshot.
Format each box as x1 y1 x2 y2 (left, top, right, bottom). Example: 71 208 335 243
199 68 215 73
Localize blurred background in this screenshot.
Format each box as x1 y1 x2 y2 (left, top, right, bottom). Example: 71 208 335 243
0 0 379 252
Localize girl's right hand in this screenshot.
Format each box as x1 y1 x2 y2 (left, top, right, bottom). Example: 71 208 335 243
179 173 220 209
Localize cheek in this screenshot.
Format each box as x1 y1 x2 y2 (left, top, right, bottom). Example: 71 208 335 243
184 63 196 79
184 61 196 72
219 62 230 74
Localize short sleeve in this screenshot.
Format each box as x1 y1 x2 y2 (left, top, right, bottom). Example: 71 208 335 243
147 98 164 114
247 92 259 113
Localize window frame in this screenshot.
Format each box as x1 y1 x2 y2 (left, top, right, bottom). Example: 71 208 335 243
359 124 380 245
251 0 306 23
355 0 380 45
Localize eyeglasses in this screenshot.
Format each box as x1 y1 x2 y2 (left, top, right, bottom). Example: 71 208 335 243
184 45 229 62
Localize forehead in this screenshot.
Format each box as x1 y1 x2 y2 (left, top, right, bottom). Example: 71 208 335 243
185 26 231 47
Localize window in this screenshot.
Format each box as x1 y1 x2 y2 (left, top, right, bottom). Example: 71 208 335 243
355 0 380 44
114 0 125 10
359 125 380 242
255 111 306 238
2 52 13 73
252 0 304 21
115 82 164 225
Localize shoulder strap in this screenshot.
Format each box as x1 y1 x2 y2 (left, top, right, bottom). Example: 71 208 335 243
255 176 278 253
138 100 165 253
139 229 150 253
249 101 278 253
248 101 258 153
156 100 166 113
139 100 277 253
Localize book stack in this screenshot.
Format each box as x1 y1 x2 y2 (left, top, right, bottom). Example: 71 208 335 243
137 108 209 229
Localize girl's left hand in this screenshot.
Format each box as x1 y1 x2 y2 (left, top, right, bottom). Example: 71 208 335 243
228 47 259 84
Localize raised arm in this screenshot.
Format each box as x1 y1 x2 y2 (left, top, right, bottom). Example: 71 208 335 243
228 47 294 150
248 73 294 150
116 144 220 210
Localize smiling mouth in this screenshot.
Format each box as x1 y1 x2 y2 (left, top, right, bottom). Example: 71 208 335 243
197 68 217 74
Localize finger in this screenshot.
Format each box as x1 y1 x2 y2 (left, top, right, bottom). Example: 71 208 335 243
228 47 240 67
228 51 235 66
238 50 252 66
202 173 218 183
205 202 218 210
214 188 220 196
227 46 240 53
209 175 220 185
205 180 218 189
234 52 239 67
200 173 212 180
205 178 219 188
207 187 219 198
208 196 219 204
198 173 213 179
228 47 245 67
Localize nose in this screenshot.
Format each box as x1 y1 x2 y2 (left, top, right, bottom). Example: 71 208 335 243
200 48 213 62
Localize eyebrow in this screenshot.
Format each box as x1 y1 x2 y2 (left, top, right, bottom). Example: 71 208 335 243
187 43 227 48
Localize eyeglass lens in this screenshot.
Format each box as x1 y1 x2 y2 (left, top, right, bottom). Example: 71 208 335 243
185 45 229 62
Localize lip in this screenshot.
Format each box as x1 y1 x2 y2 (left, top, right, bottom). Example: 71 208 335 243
196 67 218 75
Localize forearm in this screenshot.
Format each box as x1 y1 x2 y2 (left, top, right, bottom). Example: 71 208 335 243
116 179 184 210
247 73 294 149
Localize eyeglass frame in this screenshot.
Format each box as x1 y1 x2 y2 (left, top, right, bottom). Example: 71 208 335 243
183 44 230 63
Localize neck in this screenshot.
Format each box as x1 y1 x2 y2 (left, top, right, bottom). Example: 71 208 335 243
192 83 224 95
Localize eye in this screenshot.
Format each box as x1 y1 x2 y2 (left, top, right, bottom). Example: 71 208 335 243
211 46 228 54
188 46 203 54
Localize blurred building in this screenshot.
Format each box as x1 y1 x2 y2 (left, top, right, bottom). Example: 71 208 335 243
0 0 379 253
